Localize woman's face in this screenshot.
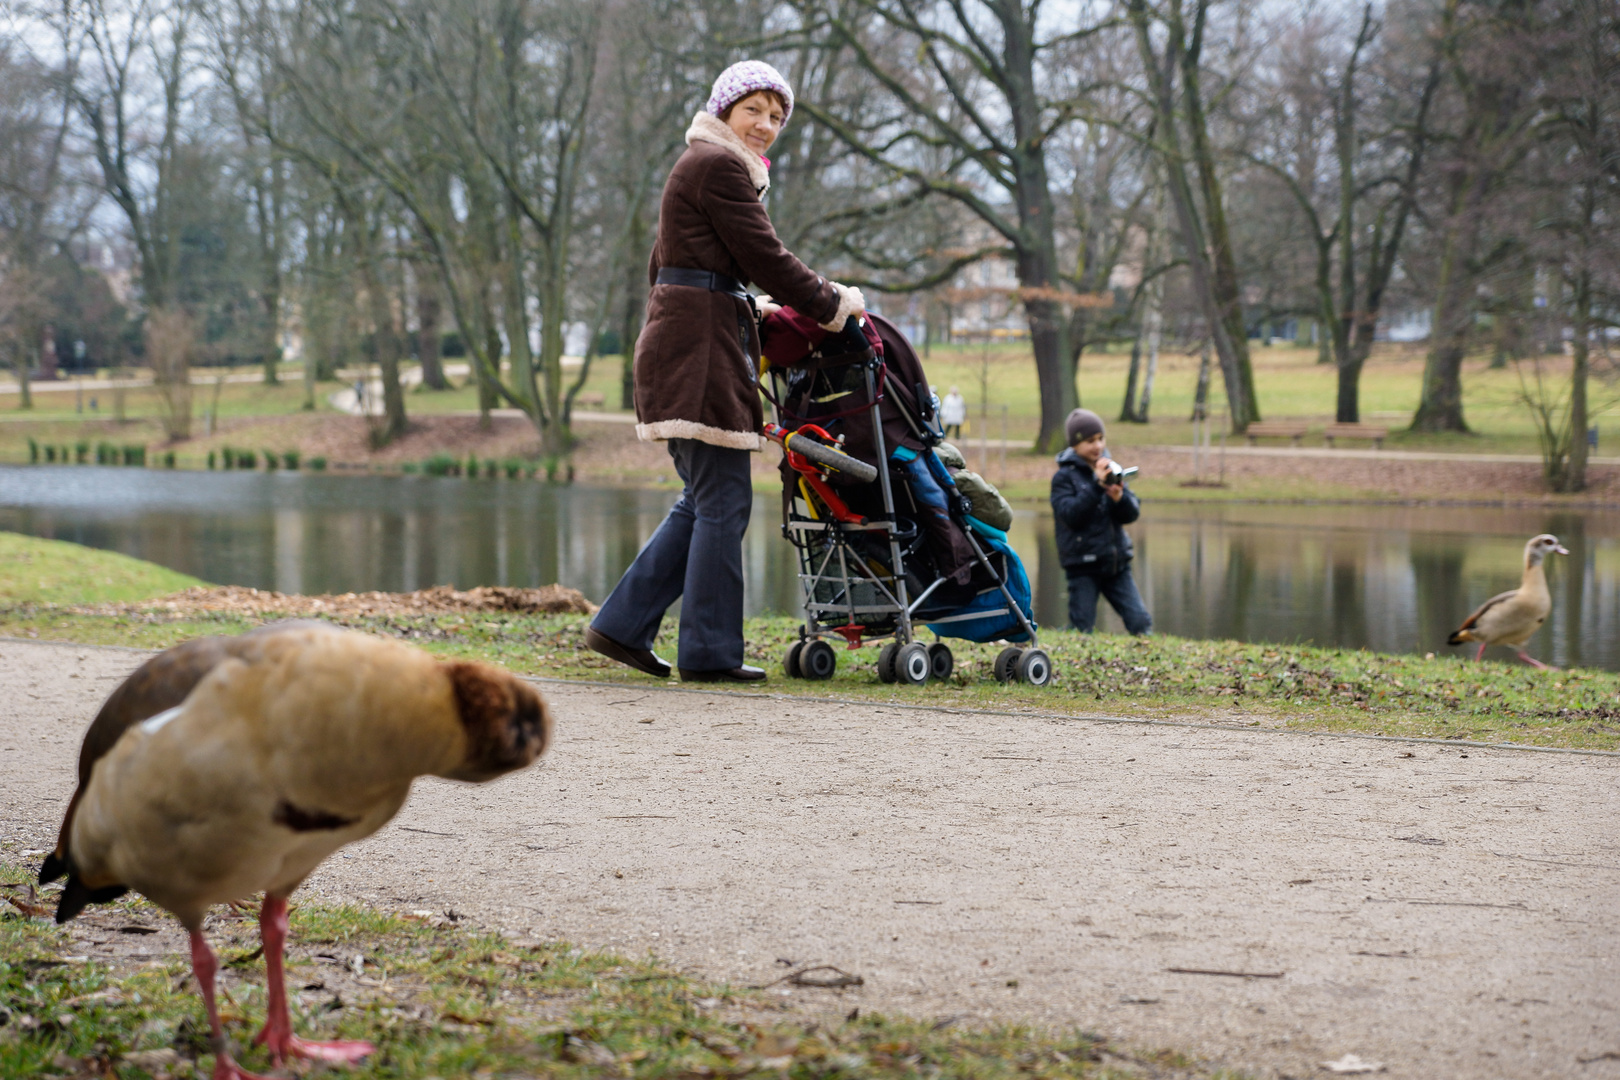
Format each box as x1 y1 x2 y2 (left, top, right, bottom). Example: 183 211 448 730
726 91 785 155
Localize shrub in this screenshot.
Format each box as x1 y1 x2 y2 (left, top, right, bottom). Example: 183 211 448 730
263 449 279 470
207 450 216 470
423 452 456 477
163 450 176 468
44 445 56 463
503 458 524 478
401 461 420 474
484 460 498 479
465 453 480 478
308 456 327 471
27 437 38 463
236 449 256 469
282 450 300 470
75 440 90 464
123 445 145 466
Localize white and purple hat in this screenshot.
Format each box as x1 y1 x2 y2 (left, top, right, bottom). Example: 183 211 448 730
705 60 794 124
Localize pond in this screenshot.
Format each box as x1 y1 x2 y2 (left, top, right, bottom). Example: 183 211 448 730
2 465 1614 670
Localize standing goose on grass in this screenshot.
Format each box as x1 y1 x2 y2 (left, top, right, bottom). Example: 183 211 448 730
39 622 552 1080
1447 533 1569 669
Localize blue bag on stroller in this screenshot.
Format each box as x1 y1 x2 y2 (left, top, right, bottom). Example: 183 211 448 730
924 521 1035 644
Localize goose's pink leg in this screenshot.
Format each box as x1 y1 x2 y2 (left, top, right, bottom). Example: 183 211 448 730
254 895 375 1065
191 930 269 1080
1516 650 1553 671
1476 642 1488 661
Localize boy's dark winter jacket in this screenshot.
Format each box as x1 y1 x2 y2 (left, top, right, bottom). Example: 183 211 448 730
1051 447 1141 576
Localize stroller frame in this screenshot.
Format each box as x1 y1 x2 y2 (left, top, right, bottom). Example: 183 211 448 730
771 350 1051 687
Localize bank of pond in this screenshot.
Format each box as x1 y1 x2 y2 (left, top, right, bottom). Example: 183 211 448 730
0 464 1613 671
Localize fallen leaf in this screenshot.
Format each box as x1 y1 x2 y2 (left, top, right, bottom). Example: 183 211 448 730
1320 1053 1386 1074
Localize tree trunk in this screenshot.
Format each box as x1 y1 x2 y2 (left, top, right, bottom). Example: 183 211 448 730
1138 311 1160 422
1120 336 1142 422
1411 224 1472 432
15 340 31 409
417 271 446 390
1191 342 1212 418
260 283 281 386
1335 352 1365 424
1563 273 1591 492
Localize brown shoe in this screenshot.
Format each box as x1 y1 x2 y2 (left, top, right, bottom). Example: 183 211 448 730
678 665 767 683
585 626 671 678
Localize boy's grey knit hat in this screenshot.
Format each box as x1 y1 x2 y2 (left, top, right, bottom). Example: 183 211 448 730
1065 408 1105 445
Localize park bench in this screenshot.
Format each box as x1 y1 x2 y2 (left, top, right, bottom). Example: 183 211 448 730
1244 421 1310 446
574 390 607 408
1323 423 1388 449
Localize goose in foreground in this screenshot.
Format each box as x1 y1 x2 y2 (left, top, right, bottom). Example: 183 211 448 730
1447 533 1569 669
40 622 552 1079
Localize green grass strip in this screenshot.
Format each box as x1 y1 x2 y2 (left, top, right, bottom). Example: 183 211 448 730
0 862 1235 1079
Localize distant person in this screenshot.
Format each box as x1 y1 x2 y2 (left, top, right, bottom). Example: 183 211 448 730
1051 408 1151 635
940 386 966 439
586 60 865 684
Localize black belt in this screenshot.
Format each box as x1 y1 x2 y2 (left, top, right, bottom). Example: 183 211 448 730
656 267 747 297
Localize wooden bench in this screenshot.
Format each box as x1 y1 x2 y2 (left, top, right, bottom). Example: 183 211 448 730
1324 423 1388 449
1244 422 1310 446
574 390 606 408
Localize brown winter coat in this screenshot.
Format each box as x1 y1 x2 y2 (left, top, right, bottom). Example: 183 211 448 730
633 113 854 450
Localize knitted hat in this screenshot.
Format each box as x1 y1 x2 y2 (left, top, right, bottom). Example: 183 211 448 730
1065 408 1105 445
706 60 794 123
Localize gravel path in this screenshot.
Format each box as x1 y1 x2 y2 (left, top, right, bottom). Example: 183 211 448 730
4 639 1618 1079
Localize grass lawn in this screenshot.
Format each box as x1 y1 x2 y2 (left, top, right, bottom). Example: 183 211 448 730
1 862 1214 1080
5 533 1616 752
3 342 1611 467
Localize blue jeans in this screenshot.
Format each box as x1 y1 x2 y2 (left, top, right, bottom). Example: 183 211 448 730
1067 569 1152 635
591 438 753 670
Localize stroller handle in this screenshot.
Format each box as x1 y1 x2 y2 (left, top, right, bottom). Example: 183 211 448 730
764 422 880 484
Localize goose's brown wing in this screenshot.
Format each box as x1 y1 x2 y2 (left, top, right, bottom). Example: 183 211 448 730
41 622 326 888
1447 589 1517 644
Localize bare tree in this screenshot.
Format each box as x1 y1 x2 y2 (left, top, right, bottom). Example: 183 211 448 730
66 0 198 439
1243 4 1439 423
1127 0 1261 431
1409 0 1540 433
0 41 77 408
789 0 1120 451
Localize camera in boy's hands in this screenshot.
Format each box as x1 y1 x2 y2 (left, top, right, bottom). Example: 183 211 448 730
1097 460 1138 486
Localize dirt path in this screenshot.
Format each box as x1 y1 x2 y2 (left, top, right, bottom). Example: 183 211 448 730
4 639 1617 1079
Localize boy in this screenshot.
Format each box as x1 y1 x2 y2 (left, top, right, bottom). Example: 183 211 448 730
1050 408 1152 634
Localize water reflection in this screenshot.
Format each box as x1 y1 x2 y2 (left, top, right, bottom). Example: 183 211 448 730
1 466 1614 670
1014 503 1618 671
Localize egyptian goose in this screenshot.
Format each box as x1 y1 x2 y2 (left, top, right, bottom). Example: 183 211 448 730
40 622 551 1080
1447 533 1569 669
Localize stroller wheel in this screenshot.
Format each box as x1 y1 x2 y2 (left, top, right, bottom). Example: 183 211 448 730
927 643 954 681
800 639 838 680
877 641 901 684
1016 648 1053 687
994 646 1022 683
896 642 931 685
784 641 805 679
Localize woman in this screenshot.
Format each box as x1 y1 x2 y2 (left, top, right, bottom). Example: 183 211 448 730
586 60 864 683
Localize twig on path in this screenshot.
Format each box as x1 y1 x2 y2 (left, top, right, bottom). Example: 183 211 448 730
1166 967 1284 979
751 965 864 990
1577 1051 1620 1065
398 826 458 837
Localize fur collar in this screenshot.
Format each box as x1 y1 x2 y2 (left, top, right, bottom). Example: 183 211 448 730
685 111 771 197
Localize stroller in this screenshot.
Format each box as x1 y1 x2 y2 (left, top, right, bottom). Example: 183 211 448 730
760 309 1051 687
